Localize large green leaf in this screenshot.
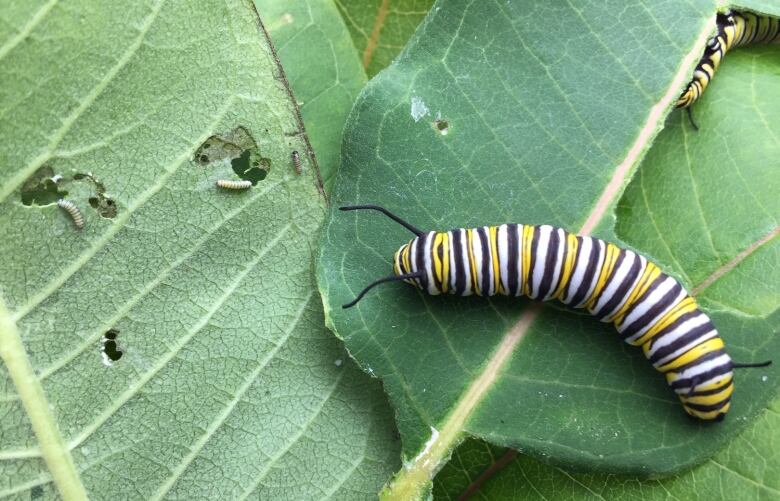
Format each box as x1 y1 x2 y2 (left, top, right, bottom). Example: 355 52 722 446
0 1 397 499
434 397 780 500
317 0 780 497
433 44 780 500
333 0 435 77
256 0 367 192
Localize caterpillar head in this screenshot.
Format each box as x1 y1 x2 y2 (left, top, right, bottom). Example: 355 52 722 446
393 239 438 293
340 205 428 308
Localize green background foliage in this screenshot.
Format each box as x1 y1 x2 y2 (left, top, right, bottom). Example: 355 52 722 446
334 0 435 77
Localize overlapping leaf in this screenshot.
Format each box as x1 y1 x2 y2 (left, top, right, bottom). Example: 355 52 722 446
0 1 397 498
334 0 435 77
256 0 367 191
317 0 780 497
434 397 780 500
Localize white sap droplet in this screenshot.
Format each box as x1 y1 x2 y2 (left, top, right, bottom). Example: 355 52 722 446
334 359 342 367
762 375 768 382
101 351 113 367
412 427 440 464
411 96 430 122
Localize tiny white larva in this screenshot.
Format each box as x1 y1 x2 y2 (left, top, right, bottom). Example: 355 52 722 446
57 199 84 229
216 179 252 190
292 150 302 175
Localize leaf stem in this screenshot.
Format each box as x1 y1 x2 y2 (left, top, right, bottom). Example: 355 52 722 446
0 297 87 500
381 305 543 500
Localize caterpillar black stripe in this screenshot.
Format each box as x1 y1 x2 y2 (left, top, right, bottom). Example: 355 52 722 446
677 9 780 125
341 205 771 421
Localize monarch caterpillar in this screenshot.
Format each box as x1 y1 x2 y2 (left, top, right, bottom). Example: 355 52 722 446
292 150 302 175
677 9 780 128
57 199 84 229
216 179 252 190
340 205 771 421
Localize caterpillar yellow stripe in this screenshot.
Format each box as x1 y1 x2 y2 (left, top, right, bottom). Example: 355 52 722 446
340 205 771 421
677 9 780 110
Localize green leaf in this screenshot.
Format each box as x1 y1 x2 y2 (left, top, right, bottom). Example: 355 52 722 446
317 0 780 497
0 1 397 499
433 45 780 500
434 398 780 500
257 0 367 192
615 49 780 320
334 0 435 77
431 439 511 500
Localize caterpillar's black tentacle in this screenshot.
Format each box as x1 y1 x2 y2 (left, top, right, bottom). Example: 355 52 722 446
686 107 699 131
732 360 772 369
340 205 425 236
343 272 423 309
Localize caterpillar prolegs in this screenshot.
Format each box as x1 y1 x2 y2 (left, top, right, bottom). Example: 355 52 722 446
340 205 771 421
677 9 780 128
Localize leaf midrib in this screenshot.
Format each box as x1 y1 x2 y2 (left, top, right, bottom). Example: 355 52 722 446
0 298 87 500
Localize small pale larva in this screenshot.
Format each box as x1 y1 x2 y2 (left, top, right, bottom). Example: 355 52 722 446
216 179 252 190
57 199 84 229
292 150 302 175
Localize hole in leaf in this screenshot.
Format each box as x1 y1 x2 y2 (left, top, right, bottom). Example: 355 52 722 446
103 341 123 361
231 150 271 185
73 173 117 219
433 119 449 135
101 328 123 364
20 166 66 206
194 126 258 166
195 126 271 184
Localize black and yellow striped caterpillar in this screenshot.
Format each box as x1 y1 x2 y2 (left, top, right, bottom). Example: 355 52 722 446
340 205 771 421
677 9 780 127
